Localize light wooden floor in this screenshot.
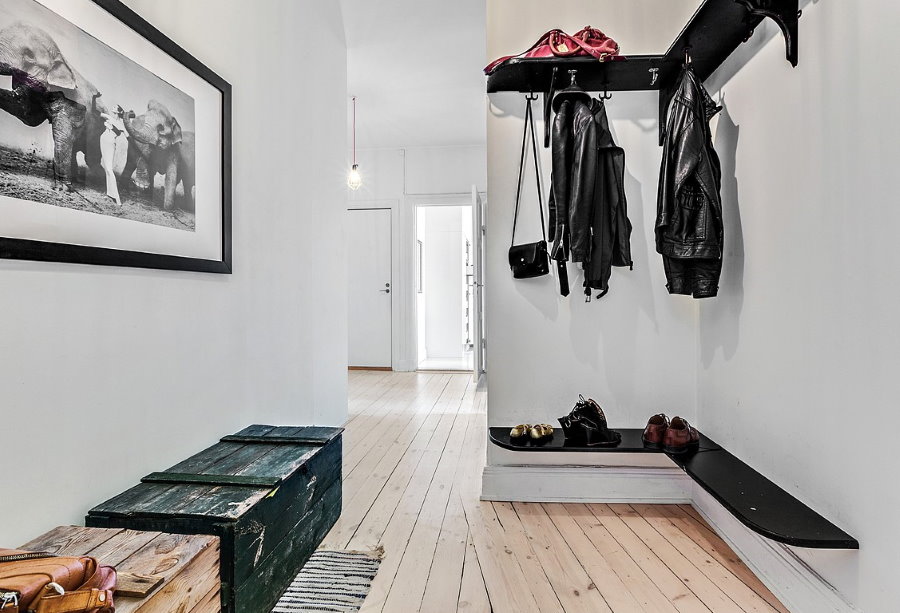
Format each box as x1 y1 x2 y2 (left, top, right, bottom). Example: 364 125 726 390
322 371 788 613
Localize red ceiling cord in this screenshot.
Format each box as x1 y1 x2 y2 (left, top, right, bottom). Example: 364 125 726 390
348 96 361 190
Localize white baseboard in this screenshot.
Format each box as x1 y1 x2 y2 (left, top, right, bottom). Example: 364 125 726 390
690 485 859 613
481 464 692 503
481 464 859 612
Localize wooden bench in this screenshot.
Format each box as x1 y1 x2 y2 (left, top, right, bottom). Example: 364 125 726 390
490 427 859 549
86 425 343 613
20 526 219 613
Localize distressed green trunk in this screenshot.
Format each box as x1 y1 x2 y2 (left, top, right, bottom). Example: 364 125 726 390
86 425 343 613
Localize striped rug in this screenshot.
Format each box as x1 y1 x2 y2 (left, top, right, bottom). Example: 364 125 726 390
273 550 382 612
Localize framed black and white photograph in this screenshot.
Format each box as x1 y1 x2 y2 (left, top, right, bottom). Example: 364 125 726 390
0 0 231 272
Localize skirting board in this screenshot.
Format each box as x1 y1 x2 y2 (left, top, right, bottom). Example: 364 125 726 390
690 485 860 613
481 464 692 504
480 464 858 612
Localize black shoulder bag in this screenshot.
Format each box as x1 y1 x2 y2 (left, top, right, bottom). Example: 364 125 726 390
509 96 550 279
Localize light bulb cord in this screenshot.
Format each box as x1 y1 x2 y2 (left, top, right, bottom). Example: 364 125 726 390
352 96 357 166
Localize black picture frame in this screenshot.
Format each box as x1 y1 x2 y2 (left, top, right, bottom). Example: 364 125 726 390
0 0 232 273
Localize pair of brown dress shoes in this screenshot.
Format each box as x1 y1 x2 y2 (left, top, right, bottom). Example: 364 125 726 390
642 414 699 454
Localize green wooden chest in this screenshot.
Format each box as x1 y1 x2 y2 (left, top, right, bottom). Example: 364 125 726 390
86 425 342 613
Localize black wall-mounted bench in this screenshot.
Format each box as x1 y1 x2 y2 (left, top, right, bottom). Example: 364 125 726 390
87 424 343 613
489 427 858 550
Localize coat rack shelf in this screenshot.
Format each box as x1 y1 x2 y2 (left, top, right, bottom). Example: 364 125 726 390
486 0 800 104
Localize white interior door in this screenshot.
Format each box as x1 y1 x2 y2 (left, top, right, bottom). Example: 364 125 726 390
472 187 485 379
347 208 392 368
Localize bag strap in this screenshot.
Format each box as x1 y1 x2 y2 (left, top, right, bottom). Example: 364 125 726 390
32 587 113 613
511 97 546 246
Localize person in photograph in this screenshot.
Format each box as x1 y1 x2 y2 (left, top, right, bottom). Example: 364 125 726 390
93 92 127 206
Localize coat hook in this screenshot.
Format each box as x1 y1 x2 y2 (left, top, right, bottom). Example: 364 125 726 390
684 46 692 65
568 69 578 86
600 82 612 100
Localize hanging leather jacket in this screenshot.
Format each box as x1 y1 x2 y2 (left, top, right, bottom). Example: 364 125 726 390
549 97 632 299
656 65 723 298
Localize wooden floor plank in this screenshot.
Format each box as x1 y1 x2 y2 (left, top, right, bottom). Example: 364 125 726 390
343 374 443 475
380 401 473 612
545 503 648 613
512 502 613 613
588 504 712 613
345 376 467 552
419 480 469 613
490 502 565 613
359 378 471 612
462 499 542 613
343 408 457 552
419 382 479 612
323 375 450 548
659 506 788 613
561 503 682 613
607 505 745 613
632 504 778 613
457 530 491 613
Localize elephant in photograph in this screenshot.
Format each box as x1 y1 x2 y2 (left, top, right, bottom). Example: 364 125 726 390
0 23 107 188
122 100 195 210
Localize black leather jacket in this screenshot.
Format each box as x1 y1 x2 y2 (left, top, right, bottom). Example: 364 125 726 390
549 97 632 298
656 66 723 298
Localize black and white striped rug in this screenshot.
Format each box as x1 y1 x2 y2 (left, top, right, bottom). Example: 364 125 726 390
272 550 382 612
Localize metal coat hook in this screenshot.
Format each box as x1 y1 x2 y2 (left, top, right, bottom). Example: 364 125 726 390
684 46 692 65
568 69 578 86
526 91 539 101
599 82 612 100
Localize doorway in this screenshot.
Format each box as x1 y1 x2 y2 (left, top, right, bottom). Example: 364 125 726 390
415 204 474 372
347 208 392 368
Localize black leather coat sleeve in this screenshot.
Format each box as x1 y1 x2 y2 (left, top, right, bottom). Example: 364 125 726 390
568 103 598 263
550 100 571 260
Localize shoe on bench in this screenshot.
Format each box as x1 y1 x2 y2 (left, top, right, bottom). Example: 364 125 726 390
663 416 700 454
642 413 670 449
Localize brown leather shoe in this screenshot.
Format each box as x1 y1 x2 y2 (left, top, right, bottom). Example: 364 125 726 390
664 417 700 454
642 414 669 449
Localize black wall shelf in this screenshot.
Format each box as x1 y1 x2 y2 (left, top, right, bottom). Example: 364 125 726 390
489 427 858 550
486 0 799 95
486 0 800 141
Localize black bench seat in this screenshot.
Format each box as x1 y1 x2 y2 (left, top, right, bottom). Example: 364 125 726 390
489 427 858 550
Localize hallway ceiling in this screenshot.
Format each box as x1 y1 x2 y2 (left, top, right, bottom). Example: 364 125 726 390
339 0 487 149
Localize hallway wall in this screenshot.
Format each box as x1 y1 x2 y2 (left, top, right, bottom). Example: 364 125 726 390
0 0 348 545
698 2 900 609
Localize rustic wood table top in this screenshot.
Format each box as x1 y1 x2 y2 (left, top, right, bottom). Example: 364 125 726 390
21 526 220 613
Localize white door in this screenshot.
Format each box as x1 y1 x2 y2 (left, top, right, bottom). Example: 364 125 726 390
347 208 392 368
471 187 485 380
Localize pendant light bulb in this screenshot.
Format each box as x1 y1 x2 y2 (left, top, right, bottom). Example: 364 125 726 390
348 96 362 190
348 164 362 190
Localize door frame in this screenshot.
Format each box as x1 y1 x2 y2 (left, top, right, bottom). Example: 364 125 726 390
407 193 486 372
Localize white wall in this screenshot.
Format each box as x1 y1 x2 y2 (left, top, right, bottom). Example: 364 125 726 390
698 2 899 610
0 0 348 546
348 145 486 370
485 0 699 436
